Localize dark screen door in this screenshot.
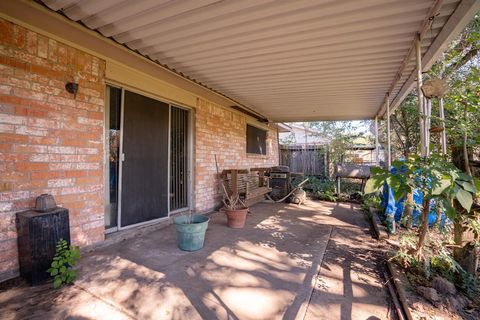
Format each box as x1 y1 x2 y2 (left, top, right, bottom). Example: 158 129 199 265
120 91 169 227
170 106 189 211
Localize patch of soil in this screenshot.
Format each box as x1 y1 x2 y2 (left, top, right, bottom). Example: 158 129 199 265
403 270 480 320
383 226 480 320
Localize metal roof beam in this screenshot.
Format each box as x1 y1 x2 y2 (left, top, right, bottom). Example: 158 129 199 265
378 0 480 118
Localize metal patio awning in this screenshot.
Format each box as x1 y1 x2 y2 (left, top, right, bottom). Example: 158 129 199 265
39 0 479 121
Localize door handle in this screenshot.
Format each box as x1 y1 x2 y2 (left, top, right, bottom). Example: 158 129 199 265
121 153 125 162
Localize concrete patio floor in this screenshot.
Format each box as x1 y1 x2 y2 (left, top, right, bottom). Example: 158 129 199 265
0 200 393 320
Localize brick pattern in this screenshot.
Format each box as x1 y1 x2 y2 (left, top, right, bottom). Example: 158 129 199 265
0 17 279 281
0 18 106 279
194 98 279 212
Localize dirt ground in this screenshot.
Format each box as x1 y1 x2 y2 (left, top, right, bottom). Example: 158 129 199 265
304 202 393 320
0 200 394 319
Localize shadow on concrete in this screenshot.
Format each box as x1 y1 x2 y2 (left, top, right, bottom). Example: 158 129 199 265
0 200 391 320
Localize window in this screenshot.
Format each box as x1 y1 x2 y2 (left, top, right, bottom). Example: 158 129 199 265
246 124 267 155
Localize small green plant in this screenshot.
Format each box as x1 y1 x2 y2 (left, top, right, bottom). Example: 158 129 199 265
431 251 457 281
362 193 382 211
316 190 338 202
459 269 479 298
47 239 80 288
308 177 338 202
393 230 420 268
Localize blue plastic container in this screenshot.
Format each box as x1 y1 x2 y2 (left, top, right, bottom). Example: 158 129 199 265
174 214 209 251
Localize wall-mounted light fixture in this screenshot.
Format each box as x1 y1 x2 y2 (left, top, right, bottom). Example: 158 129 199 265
65 75 79 99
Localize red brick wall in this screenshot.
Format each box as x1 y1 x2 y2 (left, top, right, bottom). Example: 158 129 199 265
194 98 279 212
0 18 105 280
0 17 279 282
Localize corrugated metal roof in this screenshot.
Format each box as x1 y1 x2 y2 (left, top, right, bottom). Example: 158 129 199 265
40 0 479 121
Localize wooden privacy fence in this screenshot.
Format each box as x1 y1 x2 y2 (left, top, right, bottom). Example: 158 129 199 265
280 145 327 177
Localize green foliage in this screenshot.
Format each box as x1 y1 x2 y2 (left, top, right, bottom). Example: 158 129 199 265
391 14 479 160
362 193 382 212
390 94 421 158
393 230 420 268
385 14 480 303
394 250 419 269
464 213 480 247
308 176 335 193
459 269 479 298
47 239 80 289
394 230 479 297
429 14 480 155
339 180 363 194
365 154 477 219
316 190 337 202
308 177 337 202
431 250 458 281
307 121 373 174
474 178 480 198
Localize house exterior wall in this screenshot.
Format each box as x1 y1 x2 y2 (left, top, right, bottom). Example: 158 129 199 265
0 18 106 281
0 17 278 281
194 98 278 212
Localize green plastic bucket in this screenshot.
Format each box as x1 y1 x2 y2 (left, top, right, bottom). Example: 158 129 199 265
174 214 209 251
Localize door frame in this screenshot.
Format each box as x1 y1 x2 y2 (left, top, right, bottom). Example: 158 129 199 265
104 82 194 232
169 104 194 214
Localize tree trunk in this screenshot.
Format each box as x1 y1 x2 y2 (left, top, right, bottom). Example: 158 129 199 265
416 198 431 258
457 243 479 274
453 216 465 259
451 144 477 274
403 192 414 229
462 105 472 176
434 209 442 229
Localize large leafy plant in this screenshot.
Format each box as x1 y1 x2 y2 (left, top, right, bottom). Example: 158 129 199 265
47 239 81 288
365 154 476 256
308 177 337 202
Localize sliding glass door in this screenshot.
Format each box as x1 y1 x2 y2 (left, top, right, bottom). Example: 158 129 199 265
104 85 191 232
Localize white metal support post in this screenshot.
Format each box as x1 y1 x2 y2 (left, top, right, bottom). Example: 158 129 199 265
416 33 426 157
374 116 379 165
439 98 447 154
385 93 395 234
425 97 432 156
386 94 391 168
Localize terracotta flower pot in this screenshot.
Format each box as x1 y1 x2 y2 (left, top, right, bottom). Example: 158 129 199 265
225 207 248 228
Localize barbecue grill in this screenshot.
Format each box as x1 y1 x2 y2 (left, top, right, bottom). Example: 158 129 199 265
269 166 290 200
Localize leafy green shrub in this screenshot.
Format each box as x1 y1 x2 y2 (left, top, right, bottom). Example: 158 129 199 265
365 154 477 257
308 177 335 193
362 193 382 211
336 193 350 202
307 177 338 202
459 269 479 298
395 231 480 298
393 231 420 268
430 251 457 281
316 190 337 202
341 180 363 194
47 239 80 288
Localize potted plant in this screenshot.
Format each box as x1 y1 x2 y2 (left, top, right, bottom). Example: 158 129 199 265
174 211 209 251
221 182 249 229
214 155 249 228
